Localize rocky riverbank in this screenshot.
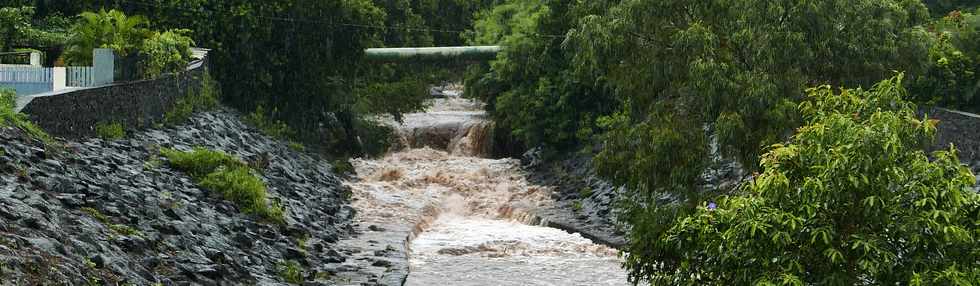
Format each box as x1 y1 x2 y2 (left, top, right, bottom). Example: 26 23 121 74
0 109 393 285
527 127 980 251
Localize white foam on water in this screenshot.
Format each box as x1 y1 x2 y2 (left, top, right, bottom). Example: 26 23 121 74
349 86 628 285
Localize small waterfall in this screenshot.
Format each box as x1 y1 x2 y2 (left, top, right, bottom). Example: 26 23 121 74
448 120 494 157
390 86 495 158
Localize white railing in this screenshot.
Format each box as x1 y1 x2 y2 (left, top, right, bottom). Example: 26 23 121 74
67 66 96 87
0 66 53 95
0 48 116 96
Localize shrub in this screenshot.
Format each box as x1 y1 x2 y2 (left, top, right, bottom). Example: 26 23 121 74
164 72 219 125
627 75 980 285
162 147 284 224
95 122 124 140
245 105 294 139
140 29 194 78
278 260 304 284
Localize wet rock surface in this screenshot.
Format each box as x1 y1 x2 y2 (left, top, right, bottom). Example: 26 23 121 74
0 109 389 285
524 151 627 249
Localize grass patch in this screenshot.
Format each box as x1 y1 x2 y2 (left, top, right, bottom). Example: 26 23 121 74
161 147 246 177
278 260 304 284
164 72 219 125
1 88 53 143
578 187 593 199
95 122 125 140
162 147 285 224
287 141 306 152
572 200 583 213
245 105 294 139
200 166 285 224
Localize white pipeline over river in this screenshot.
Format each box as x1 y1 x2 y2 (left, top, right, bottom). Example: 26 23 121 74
342 88 627 285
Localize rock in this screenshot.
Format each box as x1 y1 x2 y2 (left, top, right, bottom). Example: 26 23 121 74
370 259 391 267
27 237 59 254
56 194 84 207
90 254 108 268
0 110 355 285
284 247 306 260
436 247 479 256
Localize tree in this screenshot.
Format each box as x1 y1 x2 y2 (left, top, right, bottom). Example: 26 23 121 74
910 9 980 112
0 6 65 51
63 9 148 65
628 75 980 285
464 0 617 151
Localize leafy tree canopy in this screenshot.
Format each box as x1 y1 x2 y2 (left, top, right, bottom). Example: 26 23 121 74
630 75 980 285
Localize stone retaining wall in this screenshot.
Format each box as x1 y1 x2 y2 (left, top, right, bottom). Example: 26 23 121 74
925 107 980 162
21 57 208 139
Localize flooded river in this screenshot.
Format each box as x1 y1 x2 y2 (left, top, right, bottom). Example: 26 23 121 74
345 87 627 285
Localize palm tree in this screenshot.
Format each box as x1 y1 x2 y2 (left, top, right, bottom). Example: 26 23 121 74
63 9 149 66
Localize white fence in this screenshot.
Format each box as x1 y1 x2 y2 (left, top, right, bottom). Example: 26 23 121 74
0 67 53 95
0 48 115 96
67 66 96 87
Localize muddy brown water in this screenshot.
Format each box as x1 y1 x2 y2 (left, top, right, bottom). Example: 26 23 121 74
346 88 628 285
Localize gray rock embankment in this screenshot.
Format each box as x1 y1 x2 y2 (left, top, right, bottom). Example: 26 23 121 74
524 147 749 250
0 109 380 285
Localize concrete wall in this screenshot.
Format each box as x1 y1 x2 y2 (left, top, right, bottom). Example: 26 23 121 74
21 57 208 139
925 107 980 163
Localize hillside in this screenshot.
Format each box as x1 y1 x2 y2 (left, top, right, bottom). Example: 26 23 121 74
0 109 362 285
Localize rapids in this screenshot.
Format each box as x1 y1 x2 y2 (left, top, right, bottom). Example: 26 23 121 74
344 86 627 285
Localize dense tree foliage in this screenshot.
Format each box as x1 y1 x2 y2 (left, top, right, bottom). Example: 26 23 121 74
11 0 497 157
63 9 148 65
0 5 65 51
632 75 980 285
911 8 980 112
925 0 980 15
466 1 979 284
464 0 616 151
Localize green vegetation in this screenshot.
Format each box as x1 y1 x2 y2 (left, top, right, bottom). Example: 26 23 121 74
63 9 148 66
63 9 194 79
571 200 583 213
200 166 285 224
94 122 124 140
910 8 980 112
631 75 980 285
926 0 980 15
161 147 284 224
0 88 52 143
245 105 294 140
164 72 219 125
464 0 614 150
278 260 304 284
0 6 68 52
80 207 142 237
28 0 499 157
160 147 245 177
463 1 980 284
287 142 306 152
139 29 194 78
